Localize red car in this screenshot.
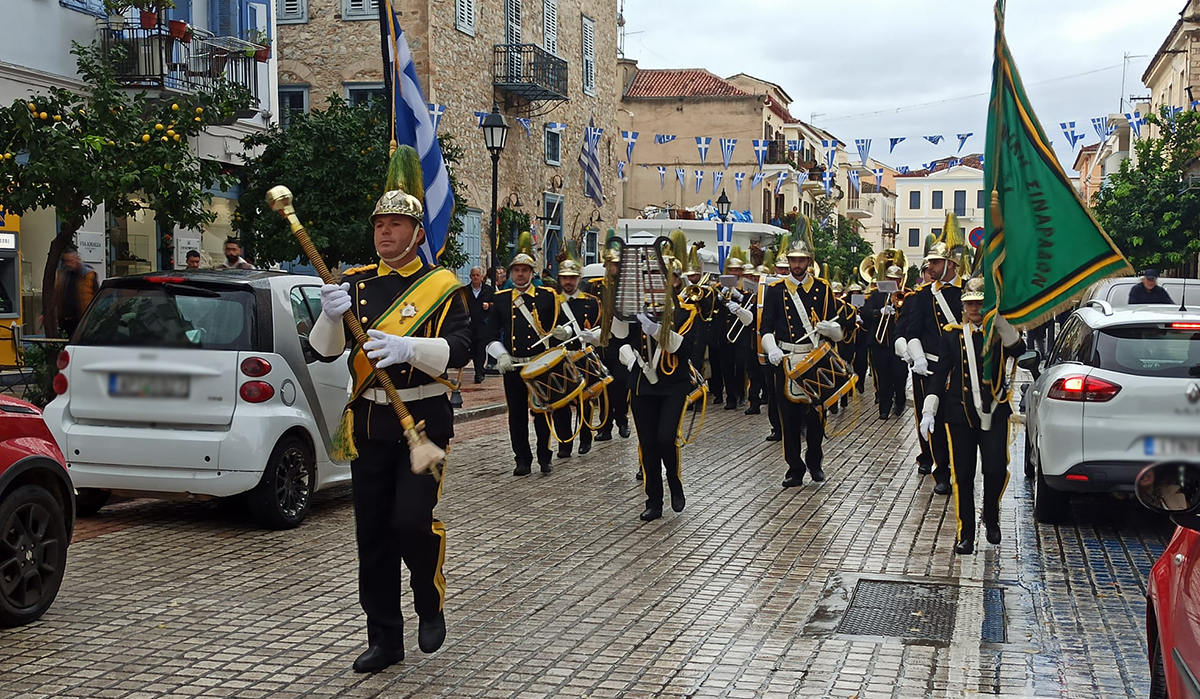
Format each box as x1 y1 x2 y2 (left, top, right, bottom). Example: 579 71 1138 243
0 393 74 627
1138 460 1200 699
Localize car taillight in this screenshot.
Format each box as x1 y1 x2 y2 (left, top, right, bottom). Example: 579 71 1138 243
145 276 186 284
1171 322 1200 330
52 373 68 395
240 356 271 377
239 381 274 403
1047 375 1121 402
56 350 69 371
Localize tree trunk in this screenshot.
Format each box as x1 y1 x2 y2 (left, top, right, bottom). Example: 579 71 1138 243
41 224 80 339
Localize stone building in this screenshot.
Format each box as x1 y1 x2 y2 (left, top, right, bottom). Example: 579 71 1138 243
276 0 620 275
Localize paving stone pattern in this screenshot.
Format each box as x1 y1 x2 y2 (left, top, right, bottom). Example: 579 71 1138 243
0 386 1174 698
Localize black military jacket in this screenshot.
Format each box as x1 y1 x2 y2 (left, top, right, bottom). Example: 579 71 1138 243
561 291 600 330
487 285 561 358
901 279 963 364
862 288 908 349
928 323 1027 427
760 275 846 346
628 304 699 396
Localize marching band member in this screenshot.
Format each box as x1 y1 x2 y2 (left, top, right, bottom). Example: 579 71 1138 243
551 257 602 458
846 282 870 393
761 253 792 442
486 234 563 476
760 236 849 488
715 253 748 410
920 277 1025 554
310 147 470 672
740 263 766 414
863 264 909 420
619 261 700 521
591 247 632 442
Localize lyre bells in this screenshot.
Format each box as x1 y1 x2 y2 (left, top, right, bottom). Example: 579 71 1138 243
264 185 445 477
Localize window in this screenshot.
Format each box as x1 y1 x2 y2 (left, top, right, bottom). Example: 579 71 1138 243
932 190 943 210
278 0 307 23
345 83 385 106
977 189 987 209
1095 324 1200 378
909 190 920 210
581 15 596 96
953 190 966 216
78 285 256 351
278 86 309 128
544 126 562 165
343 0 378 20
505 0 522 77
544 194 564 271
908 228 920 247
1049 316 1084 366
59 0 105 17
290 286 321 339
584 229 597 264
543 0 558 54
931 227 942 238
455 0 475 36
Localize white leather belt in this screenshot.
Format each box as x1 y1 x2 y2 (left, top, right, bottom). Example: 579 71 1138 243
364 384 449 404
780 341 813 353
510 356 535 366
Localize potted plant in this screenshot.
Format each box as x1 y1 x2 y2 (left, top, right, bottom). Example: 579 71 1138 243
167 19 192 42
246 29 271 62
103 0 133 28
132 0 176 30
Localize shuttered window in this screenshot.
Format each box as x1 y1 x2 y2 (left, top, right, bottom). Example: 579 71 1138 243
543 0 557 55
506 0 522 45
455 0 475 36
581 15 595 96
343 0 378 20
278 0 306 23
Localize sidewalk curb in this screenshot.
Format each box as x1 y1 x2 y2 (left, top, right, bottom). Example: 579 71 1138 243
455 402 507 423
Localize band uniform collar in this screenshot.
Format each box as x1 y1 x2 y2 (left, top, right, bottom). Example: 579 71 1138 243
563 289 579 299
514 282 535 297
936 274 961 291
379 256 423 277
787 273 813 293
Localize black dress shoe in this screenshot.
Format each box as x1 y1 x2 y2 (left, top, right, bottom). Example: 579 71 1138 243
418 612 446 653
878 412 890 420
671 492 685 513
635 469 643 481
557 448 572 459
954 540 975 555
712 394 724 405
513 463 531 476
782 475 804 488
933 480 952 495
579 439 592 455
353 645 404 673
640 507 662 521
618 422 631 438
893 405 905 417
474 376 485 384
828 403 839 415
745 404 761 415
808 467 826 482
595 429 613 442
540 462 552 474
723 401 738 411
765 430 781 442
985 522 1001 545
840 395 849 408
917 461 933 475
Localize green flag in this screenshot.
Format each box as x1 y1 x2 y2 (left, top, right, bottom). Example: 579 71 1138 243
982 0 1130 382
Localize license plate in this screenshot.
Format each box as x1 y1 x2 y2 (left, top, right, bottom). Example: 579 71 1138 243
108 373 189 398
1145 437 1200 457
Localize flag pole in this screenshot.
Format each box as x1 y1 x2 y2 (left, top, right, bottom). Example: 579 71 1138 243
377 0 399 155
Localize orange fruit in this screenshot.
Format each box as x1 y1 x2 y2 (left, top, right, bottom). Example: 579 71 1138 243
142 134 150 142
171 104 180 111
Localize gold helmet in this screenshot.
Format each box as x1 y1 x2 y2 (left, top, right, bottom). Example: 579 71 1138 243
774 255 789 270
756 265 770 276
847 282 863 293
603 247 620 263
558 240 582 277
885 264 904 279
686 244 703 275
669 257 684 275
558 259 582 277
371 189 423 223
726 256 744 270
374 144 425 224
785 236 815 259
788 215 816 259
741 262 757 275
961 276 985 302
831 281 844 294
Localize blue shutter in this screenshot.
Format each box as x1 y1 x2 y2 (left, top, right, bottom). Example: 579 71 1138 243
210 0 238 36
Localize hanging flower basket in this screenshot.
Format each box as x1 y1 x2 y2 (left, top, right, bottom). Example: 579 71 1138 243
168 19 190 41
254 47 270 62
139 10 158 29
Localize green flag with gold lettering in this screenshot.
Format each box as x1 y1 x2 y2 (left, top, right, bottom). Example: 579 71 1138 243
982 0 1130 382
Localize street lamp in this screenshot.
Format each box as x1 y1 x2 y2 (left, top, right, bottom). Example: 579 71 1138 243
716 188 731 221
482 103 509 284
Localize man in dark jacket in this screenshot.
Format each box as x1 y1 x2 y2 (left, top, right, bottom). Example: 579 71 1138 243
1128 269 1174 305
464 266 494 383
54 248 99 338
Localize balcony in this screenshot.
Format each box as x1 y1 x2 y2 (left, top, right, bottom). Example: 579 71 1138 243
99 22 263 114
801 169 825 194
846 196 874 220
493 44 569 103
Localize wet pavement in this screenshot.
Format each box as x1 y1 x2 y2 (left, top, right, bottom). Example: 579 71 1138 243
0 384 1174 698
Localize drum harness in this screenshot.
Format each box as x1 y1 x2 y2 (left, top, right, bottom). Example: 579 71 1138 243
558 297 612 433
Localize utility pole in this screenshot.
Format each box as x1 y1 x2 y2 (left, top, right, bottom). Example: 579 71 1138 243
1120 52 1148 113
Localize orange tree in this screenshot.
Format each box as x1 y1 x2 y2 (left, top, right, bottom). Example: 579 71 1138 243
0 42 253 336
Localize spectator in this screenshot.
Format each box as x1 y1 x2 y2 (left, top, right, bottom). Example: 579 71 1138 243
185 250 202 270
1129 268 1174 305
1027 322 1047 358
54 248 99 338
215 237 255 270
494 267 507 289
465 266 494 383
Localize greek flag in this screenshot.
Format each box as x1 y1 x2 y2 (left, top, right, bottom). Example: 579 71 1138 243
872 168 884 189
734 172 745 192
847 169 860 194
924 135 944 145
473 110 489 127
1091 116 1114 140
923 161 937 171
578 117 604 207
515 117 532 137
956 133 973 153
751 171 765 190
617 161 626 181
822 170 833 197
383 3 454 264
978 155 985 168
752 139 768 169
822 139 837 169
655 134 676 144
949 158 962 168
712 170 723 195
695 169 704 194
898 165 910 175
427 103 446 133
774 171 788 195
658 165 667 189
855 138 871 166
546 122 568 133
716 222 733 269
1124 111 1145 138
676 167 686 189
719 138 737 169
796 169 808 187
889 137 905 153
786 139 801 153
1059 121 1085 149
696 137 712 164
621 131 639 162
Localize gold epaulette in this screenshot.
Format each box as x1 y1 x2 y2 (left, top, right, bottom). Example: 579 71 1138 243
341 263 378 277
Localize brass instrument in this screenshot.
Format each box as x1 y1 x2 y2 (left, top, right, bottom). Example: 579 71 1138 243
720 280 755 343
602 235 676 350
861 248 909 345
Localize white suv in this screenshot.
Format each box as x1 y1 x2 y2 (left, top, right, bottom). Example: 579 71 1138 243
1023 300 1200 522
43 270 352 529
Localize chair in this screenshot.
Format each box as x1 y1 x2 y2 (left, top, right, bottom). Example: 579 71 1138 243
0 324 34 399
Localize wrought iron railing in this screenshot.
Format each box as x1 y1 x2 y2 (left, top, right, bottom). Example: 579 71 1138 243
493 44 568 102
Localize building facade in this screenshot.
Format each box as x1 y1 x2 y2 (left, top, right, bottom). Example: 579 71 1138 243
277 0 619 276
894 156 986 265
1141 0 1200 141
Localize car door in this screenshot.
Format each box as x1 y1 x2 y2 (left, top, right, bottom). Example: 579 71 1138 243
289 285 349 439
1029 314 1089 475
1168 528 1200 699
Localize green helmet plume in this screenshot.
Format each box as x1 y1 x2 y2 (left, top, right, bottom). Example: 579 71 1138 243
384 144 425 203
669 229 689 264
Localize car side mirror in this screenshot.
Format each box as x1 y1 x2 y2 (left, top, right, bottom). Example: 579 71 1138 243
1136 461 1200 529
1017 350 1041 380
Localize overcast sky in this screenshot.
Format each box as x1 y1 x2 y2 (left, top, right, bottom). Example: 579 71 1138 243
622 0 1183 173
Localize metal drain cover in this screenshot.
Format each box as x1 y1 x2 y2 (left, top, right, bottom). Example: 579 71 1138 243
835 579 958 644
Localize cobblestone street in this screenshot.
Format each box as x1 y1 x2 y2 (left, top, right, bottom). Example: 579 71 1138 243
0 384 1174 699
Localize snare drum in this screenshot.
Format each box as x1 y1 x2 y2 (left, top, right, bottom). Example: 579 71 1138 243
782 343 857 410
568 345 613 401
520 348 585 413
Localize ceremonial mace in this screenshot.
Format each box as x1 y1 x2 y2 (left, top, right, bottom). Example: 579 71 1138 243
266 185 445 478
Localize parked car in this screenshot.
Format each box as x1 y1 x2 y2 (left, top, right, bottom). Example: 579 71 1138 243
0 394 73 627
42 270 352 529
1022 301 1200 522
1135 460 1200 699
1080 276 1200 310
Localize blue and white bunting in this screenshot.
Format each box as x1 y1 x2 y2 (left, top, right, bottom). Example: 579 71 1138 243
695 169 704 194
889 137 906 153
719 138 737 169
427 103 446 133
923 161 937 171
898 166 910 175
796 169 808 187
712 171 723 195
956 133 973 153
657 166 667 189
1059 121 1085 149
675 167 686 190
751 172 766 190
734 172 746 192
822 170 834 197
716 222 733 269
579 119 604 207
515 117 532 137
621 131 639 162
696 137 712 164
847 169 860 194
1124 112 1145 138
774 171 788 195
821 139 837 169
752 139 768 170
786 139 801 153
617 161 626 182
855 138 871 167
872 168 884 190
655 134 676 144
978 155 985 168
949 158 962 168
924 135 944 145
546 122 568 134
1091 116 1114 140
473 110 489 127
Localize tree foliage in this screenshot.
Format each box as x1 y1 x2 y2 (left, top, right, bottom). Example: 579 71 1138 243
0 42 253 335
236 97 467 270
812 196 873 280
1092 107 1200 272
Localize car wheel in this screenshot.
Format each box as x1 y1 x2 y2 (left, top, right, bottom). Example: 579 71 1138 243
0 485 69 627
74 488 111 517
1034 461 1069 524
1150 634 1168 699
1023 429 1035 479
247 435 314 530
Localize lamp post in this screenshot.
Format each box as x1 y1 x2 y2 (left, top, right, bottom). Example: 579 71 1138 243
716 189 731 221
482 103 510 284
716 189 731 272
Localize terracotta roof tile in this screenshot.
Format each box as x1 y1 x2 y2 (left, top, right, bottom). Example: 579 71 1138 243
625 69 753 99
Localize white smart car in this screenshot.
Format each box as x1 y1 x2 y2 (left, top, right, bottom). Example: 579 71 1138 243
1023 299 1200 523
42 270 352 529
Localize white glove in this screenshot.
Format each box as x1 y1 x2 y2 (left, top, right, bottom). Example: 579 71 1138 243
994 314 1020 346
727 301 742 313
855 314 863 325
495 353 515 372
881 305 896 316
578 327 601 345
618 344 639 370
551 325 574 341
912 354 930 376
761 333 785 366
729 289 744 303
920 395 939 438
816 319 844 343
919 413 937 439
637 312 661 338
363 329 414 370
320 282 351 321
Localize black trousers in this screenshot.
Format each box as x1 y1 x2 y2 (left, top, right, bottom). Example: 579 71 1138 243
913 373 951 483
745 352 766 406
601 346 630 433
503 369 552 466
946 421 1010 543
351 437 446 651
706 332 725 400
471 336 488 381
552 399 592 454
719 338 745 405
762 360 781 433
630 390 687 509
773 367 826 478
870 344 908 416
853 342 869 388
911 371 934 469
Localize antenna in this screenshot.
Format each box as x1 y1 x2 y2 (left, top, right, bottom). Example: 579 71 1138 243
1181 275 1189 312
